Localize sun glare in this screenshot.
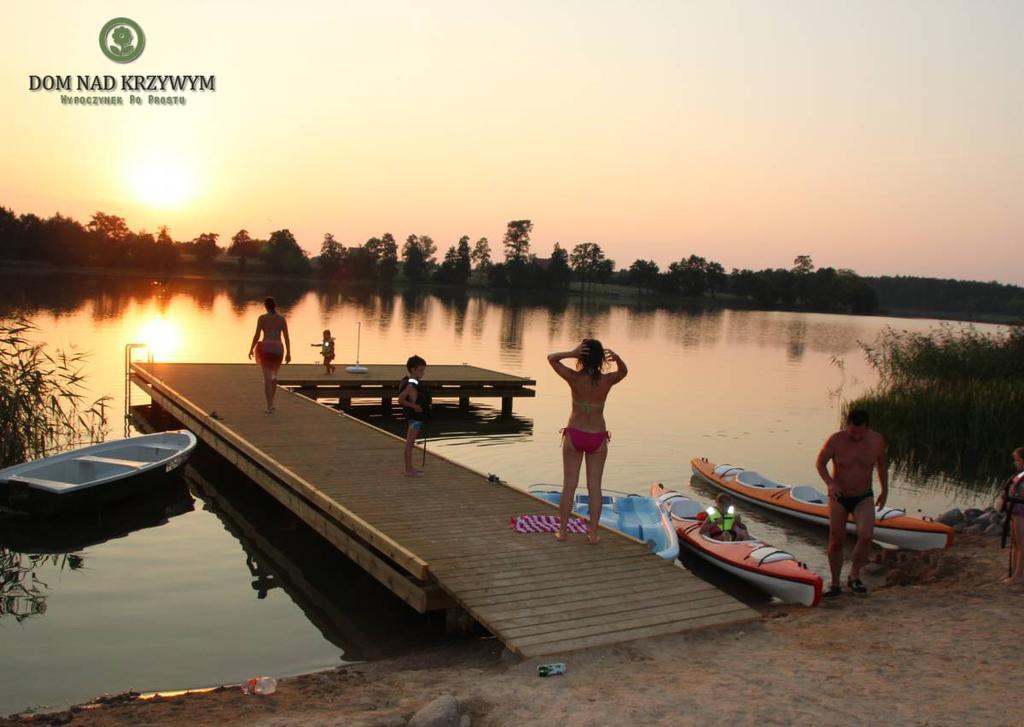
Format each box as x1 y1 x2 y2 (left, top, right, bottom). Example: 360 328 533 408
139 317 181 360
129 156 195 208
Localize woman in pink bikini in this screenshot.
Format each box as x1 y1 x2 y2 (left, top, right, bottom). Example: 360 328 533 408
547 339 628 543
248 297 291 413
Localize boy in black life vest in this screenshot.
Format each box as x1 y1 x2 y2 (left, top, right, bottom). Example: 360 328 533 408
398 355 428 476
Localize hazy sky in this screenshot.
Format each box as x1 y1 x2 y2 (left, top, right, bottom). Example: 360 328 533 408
2 1 1021 282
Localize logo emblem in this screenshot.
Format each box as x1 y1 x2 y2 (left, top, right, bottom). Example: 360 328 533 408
100 18 145 63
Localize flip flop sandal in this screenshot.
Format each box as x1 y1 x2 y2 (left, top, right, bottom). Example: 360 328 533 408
822 585 842 598
847 578 868 596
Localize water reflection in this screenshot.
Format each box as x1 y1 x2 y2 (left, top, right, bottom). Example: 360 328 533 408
0 480 194 623
436 290 469 339
180 448 446 661
499 303 526 365
564 299 612 341
0 481 194 554
0 271 1005 507
723 310 865 359
0 552 83 623
400 289 431 334
469 297 488 341
625 307 657 342
661 308 724 349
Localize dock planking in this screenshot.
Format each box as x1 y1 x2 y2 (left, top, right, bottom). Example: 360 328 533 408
275 363 534 415
130 362 757 658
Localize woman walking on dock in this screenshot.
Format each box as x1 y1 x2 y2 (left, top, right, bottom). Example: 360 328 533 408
547 339 627 544
248 297 291 413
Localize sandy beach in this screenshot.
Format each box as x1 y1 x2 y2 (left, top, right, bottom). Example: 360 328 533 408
4 534 1018 727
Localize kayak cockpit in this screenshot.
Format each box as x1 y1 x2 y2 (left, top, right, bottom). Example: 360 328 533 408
790 485 828 505
735 470 787 489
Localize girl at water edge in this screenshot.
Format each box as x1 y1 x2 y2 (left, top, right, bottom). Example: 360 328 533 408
547 339 628 544
997 446 1024 584
248 297 291 413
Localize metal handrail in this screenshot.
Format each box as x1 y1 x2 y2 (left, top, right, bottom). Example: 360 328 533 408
124 343 152 435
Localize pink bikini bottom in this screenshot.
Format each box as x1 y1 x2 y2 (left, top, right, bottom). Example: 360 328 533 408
562 427 610 454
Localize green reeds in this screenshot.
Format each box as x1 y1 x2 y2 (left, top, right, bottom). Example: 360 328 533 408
0 317 110 468
846 323 1024 487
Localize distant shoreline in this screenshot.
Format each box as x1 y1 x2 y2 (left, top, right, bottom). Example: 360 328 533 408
0 261 1019 326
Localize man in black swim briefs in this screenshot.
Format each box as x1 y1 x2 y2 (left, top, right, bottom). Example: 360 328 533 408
815 409 888 597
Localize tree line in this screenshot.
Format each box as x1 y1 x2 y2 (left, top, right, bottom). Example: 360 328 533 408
864 275 1024 319
14 203 984 316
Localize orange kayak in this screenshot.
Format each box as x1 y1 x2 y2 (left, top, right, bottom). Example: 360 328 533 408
651 484 822 606
690 458 954 551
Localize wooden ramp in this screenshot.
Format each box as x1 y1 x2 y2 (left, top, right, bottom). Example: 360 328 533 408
131 363 757 658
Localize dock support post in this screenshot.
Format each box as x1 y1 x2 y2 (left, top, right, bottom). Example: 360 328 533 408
459 396 470 411
339 397 352 410
445 607 475 635
501 397 513 417
381 396 392 414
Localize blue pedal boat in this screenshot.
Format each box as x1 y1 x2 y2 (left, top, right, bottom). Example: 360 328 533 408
528 485 680 561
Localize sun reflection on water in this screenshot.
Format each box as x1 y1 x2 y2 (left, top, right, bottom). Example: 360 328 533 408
138 317 181 360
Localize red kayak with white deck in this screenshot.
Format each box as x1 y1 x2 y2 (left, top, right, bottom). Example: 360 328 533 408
651 484 822 607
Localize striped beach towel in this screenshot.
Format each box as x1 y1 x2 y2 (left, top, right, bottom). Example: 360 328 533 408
509 514 590 534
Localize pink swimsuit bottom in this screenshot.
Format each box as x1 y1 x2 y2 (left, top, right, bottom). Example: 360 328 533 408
562 427 610 454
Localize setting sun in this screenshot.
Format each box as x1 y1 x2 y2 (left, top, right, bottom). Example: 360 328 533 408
128 155 195 208
138 316 181 360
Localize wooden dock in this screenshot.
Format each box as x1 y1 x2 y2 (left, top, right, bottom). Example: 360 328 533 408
130 362 756 658
277 363 535 415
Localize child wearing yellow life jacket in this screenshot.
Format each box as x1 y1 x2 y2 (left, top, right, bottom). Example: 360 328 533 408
311 329 335 374
699 493 751 542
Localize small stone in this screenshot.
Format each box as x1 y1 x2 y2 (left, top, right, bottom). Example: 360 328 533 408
984 523 1003 536
964 523 985 535
953 523 965 533
937 508 964 526
408 695 460 727
459 716 472 727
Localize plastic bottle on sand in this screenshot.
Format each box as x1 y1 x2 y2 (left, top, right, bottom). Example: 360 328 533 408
241 676 277 695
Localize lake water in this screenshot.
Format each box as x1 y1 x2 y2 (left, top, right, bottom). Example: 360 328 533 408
0 273 1003 715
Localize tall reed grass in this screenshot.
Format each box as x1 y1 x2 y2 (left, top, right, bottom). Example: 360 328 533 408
846 323 1024 486
0 318 109 468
